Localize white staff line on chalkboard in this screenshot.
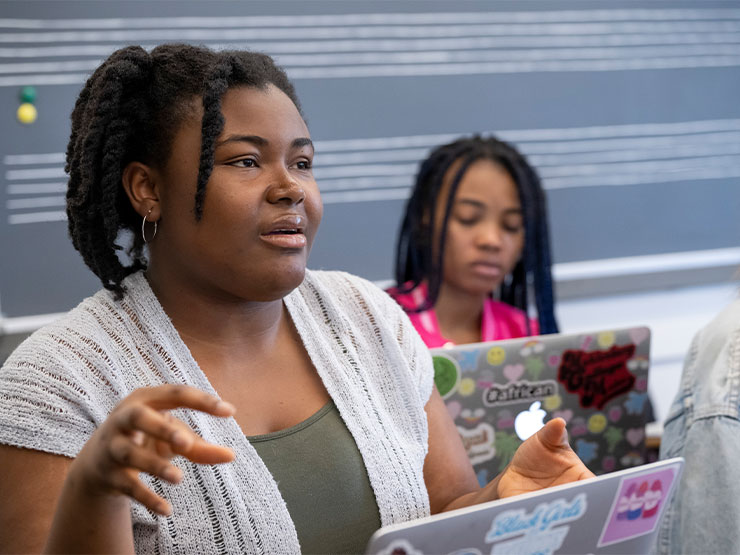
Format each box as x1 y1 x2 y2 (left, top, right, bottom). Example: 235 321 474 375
313 119 740 151
8 211 66 225
278 44 740 65
319 166 740 202
316 167 740 203
4 33 740 60
544 167 740 189
6 122 740 164
5 44 740 74
6 127 740 184
314 160 740 194
3 20 740 44
2 9 740 29
3 54 740 87
5 167 66 181
538 154 740 178
3 153 65 165
0 60 100 74
318 176 413 192
534 144 740 166
312 153 740 180
6 196 65 210
313 136 740 166
285 56 740 78
321 188 412 204
0 73 88 86
6 163 740 218
7 183 66 195
7 119 740 168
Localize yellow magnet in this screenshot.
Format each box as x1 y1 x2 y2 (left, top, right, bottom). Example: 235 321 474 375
17 102 37 124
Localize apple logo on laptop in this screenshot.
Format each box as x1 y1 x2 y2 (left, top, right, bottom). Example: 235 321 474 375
514 401 546 441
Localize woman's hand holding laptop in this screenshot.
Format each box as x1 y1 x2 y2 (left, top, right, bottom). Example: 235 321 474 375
495 417 595 500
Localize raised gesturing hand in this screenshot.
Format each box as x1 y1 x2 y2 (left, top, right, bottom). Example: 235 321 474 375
496 417 595 499
69 384 235 516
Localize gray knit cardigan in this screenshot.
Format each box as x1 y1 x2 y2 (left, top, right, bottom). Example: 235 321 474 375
0 270 434 554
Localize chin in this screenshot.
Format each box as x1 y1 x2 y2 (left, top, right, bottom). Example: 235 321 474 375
464 280 503 298
252 265 307 301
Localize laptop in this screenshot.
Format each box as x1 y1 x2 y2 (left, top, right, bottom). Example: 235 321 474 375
366 457 683 555
430 327 651 481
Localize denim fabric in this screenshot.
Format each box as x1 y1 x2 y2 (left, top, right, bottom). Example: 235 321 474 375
657 298 740 555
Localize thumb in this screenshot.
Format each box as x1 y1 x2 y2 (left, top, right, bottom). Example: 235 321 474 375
537 417 569 449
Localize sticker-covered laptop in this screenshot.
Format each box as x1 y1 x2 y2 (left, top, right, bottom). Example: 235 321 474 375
366 457 682 555
430 327 651 482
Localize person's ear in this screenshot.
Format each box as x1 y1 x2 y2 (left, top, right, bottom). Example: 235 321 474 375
122 161 161 221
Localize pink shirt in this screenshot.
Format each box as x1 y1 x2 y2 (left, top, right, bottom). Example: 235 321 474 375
387 283 539 348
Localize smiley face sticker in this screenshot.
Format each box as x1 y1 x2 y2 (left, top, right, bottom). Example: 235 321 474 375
487 346 506 366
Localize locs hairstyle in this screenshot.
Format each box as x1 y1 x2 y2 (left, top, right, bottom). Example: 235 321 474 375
394 135 558 334
65 44 301 298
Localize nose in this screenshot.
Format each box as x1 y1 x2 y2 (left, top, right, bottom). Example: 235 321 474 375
266 168 305 205
476 222 502 250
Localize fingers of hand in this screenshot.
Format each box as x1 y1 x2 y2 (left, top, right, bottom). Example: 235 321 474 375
115 403 233 465
108 435 183 485
138 384 235 416
184 437 235 465
537 417 568 449
118 404 194 452
110 470 173 516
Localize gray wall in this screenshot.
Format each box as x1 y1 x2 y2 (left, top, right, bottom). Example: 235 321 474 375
2 0 739 318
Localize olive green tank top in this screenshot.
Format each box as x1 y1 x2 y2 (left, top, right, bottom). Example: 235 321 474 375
247 401 382 554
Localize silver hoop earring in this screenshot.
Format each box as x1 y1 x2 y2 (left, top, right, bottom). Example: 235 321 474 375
142 207 158 243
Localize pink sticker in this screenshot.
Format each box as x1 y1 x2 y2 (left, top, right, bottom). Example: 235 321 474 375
598 466 678 547
503 364 525 383
629 328 650 346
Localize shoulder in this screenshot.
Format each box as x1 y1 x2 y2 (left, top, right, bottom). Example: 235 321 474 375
1 273 154 391
0 287 124 457
683 298 740 414
693 297 740 361
4 288 116 366
298 270 402 315
486 299 538 337
662 297 740 443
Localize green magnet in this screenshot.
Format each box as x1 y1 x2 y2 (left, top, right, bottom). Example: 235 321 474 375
19 86 37 103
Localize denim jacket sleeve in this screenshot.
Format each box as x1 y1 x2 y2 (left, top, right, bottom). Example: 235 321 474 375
656 299 740 555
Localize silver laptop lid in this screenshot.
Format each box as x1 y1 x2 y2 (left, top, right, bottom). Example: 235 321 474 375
366 457 682 555
430 327 652 481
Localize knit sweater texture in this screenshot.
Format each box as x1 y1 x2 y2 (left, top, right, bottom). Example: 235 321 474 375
0 270 434 554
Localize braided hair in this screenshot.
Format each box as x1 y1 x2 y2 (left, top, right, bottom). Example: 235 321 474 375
65 44 301 298
394 135 558 334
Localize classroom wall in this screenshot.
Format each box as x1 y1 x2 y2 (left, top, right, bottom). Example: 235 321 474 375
1 0 739 422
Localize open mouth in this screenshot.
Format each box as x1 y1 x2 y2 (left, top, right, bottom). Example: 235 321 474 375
260 224 307 249
266 228 302 235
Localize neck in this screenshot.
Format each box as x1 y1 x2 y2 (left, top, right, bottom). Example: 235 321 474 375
144 265 286 355
434 283 487 344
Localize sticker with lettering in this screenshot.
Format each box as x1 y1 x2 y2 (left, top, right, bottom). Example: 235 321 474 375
486 493 587 555
457 423 496 465
557 344 636 409
598 467 677 547
483 380 558 406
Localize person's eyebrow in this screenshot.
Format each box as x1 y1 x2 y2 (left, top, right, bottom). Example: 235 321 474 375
292 137 314 152
455 198 522 214
215 134 268 148
455 198 486 209
215 135 313 153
